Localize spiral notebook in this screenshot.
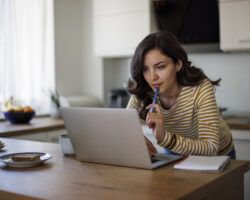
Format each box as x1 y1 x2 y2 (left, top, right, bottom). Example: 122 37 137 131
173 155 230 173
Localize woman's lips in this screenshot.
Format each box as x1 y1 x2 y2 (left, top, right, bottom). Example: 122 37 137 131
152 84 160 88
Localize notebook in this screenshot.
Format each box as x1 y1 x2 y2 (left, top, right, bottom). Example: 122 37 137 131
60 107 183 169
173 155 230 173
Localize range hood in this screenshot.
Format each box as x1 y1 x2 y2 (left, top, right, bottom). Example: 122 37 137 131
153 0 220 52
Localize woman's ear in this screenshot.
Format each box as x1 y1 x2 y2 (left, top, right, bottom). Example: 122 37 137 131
177 60 182 71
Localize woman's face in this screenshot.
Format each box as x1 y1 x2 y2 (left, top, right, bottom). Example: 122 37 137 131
142 49 181 94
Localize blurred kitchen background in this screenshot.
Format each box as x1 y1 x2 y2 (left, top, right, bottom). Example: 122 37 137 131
1 0 250 116
54 0 250 116
1 1 250 199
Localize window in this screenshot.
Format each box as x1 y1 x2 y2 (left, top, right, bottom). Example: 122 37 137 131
0 0 54 116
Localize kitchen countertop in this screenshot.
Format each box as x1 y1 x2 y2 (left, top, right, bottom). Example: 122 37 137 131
224 116 250 131
0 116 65 137
0 115 249 138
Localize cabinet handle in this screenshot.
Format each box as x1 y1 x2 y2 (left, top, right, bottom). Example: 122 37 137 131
238 38 250 43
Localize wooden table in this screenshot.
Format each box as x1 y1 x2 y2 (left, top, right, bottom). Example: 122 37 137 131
0 138 249 200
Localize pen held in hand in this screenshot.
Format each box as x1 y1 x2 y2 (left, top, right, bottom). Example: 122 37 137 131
149 87 159 113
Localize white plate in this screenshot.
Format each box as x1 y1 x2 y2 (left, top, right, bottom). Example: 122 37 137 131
0 152 52 168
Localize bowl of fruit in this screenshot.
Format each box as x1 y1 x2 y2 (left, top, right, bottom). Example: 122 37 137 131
2 97 35 124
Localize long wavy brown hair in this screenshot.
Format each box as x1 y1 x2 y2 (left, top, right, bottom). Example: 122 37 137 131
127 31 220 120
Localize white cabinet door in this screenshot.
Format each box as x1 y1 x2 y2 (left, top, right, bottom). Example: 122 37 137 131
231 129 250 200
93 0 151 57
93 0 149 15
46 129 67 143
13 132 47 142
11 129 67 143
219 0 250 51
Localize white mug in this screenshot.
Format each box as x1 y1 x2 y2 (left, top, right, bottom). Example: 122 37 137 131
59 134 75 155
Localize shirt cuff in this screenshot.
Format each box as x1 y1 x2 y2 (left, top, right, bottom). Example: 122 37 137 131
158 131 172 146
158 131 176 149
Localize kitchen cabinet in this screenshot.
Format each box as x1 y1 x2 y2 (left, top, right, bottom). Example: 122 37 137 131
11 129 67 143
219 0 250 51
93 0 156 57
231 129 250 200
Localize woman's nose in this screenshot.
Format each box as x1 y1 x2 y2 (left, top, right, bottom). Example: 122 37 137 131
150 70 158 81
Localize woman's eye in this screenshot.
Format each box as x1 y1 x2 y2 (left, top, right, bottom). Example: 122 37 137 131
156 65 165 70
143 67 148 71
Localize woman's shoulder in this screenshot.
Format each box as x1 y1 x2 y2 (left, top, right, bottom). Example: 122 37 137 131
191 79 215 101
194 79 214 92
197 78 213 87
126 95 140 109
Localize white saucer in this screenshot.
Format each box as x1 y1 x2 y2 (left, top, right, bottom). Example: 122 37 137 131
0 152 52 168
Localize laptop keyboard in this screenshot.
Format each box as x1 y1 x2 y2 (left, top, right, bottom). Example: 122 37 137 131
151 157 161 163
151 154 183 163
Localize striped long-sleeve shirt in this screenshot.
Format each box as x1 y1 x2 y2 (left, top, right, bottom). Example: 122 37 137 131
127 79 233 156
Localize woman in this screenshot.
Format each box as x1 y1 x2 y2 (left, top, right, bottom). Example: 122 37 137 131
127 31 235 159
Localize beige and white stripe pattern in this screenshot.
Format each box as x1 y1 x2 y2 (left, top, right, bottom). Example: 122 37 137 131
127 79 233 156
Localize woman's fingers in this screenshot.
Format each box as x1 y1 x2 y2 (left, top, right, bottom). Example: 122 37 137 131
146 103 166 144
146 114 154 129
146 112 162 129
146 107 166 143
146 104 161 113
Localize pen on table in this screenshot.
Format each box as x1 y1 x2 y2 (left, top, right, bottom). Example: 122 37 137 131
149 87 159 113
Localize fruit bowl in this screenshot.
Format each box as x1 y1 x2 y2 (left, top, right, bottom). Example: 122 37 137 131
3 111 35 124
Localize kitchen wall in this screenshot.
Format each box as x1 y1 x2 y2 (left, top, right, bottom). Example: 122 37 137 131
189 53 250 116
54 0 250 116
54 0 83 96
103 58 131 106
103 53 250 116
54 0 103 101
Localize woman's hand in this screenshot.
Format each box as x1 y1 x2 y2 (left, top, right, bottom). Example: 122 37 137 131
146 104 166 143
144 137 157 156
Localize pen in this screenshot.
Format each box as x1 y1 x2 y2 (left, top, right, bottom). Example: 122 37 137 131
149 87 159 113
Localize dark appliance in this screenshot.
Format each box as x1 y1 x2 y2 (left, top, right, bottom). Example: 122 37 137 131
153 0 219 44
109 89 129 108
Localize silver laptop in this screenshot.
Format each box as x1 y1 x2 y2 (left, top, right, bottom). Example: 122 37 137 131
60 107 183 169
